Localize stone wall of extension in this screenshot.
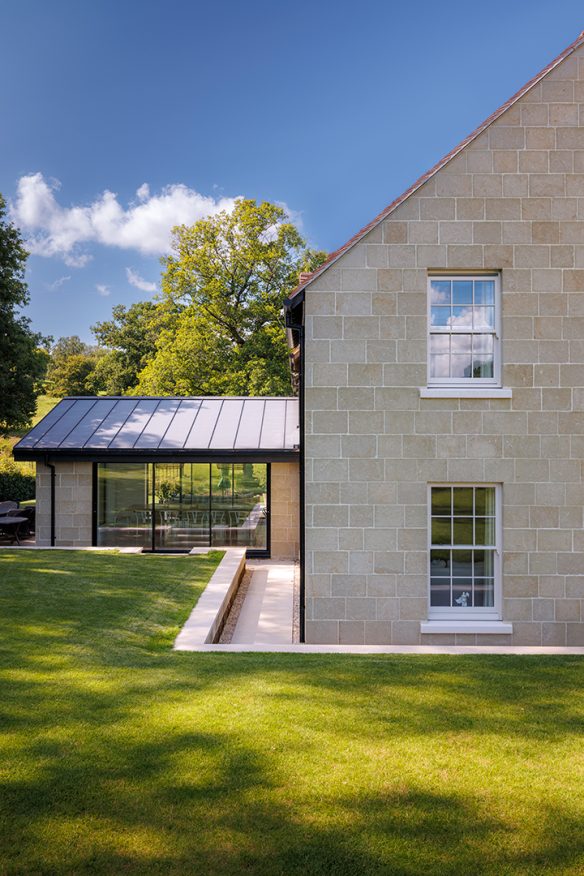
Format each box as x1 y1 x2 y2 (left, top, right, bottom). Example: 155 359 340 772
270 462 300 560
36 461 93 547
304 45 584 646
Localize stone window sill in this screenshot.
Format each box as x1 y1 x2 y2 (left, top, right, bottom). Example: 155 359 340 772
419 387 513 399
420 621 513 635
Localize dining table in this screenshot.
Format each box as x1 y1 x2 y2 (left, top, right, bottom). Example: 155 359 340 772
0 516 28 544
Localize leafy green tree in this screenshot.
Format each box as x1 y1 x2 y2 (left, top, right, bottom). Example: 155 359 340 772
45 336 105 397
0 195 48 435
137 199 325 396
91 301 162 394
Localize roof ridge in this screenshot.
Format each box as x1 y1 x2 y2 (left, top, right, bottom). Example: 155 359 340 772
286 29 584 303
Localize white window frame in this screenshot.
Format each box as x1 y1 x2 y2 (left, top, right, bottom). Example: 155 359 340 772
427 483 502 622
427 273 501 388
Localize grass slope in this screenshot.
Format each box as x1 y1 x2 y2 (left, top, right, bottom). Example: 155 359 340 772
1 550 584 875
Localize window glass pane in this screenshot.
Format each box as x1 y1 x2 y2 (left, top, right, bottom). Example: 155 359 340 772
155 463 210 549
472 355 494 378
453 488 473 515
474 280 495 304
431 487 451 516
473 334 494 354
431 578 451 606
453 582 473 607
452 549 472 577
430 334 450 353
452 334 472 352
451 307 473 327
475 487 496 516
211 463 267 549
432 517 451 544
430 356 450 379
474 307 495 330
97 463 152 548
451 354 472 379
430 280 451 304
474 578 495 607
474 549 496 577
430 549 451 574
453 281 472 305
431 307 451 327
474 517 496 545
453 517 473 544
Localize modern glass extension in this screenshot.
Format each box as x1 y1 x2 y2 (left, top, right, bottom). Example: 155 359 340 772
96 462 268 553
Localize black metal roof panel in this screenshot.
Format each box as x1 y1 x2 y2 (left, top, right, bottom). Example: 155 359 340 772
13 396 300 459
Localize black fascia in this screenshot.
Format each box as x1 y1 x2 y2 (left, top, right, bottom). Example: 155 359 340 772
13 448 299 464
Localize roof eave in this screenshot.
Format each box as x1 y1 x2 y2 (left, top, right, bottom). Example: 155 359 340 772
14 447 300 464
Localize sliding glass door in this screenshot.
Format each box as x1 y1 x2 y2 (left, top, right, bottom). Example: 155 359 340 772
96 463 153 548
154 463 210 550
96 462 268 552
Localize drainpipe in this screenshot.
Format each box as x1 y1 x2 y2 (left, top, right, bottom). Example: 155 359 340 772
44 455 56 547
285 304 306 643
298 320 306 642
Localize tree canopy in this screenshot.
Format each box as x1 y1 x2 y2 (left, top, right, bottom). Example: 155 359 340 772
45 336 104 397
136 199 325 396
0 195 48 434
91 301 163 395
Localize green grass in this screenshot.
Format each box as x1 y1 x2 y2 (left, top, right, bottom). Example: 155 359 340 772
1 551 584 875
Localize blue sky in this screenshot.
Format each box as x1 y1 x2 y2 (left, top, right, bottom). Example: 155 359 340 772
1 0 583 342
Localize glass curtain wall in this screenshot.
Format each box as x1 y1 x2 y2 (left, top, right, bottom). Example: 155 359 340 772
97 462 268 550
96 463 153 548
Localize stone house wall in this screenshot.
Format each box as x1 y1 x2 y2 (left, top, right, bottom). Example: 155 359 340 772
304 46 584 646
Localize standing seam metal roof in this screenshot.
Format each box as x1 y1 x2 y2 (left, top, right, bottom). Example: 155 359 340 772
14 396 300 456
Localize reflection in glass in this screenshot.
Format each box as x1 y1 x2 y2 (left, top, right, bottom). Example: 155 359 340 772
453 281 472 305
211 463 267 549
430 280 451 304
429 277 496 382
432 517 451 544
453 488 473 515
474 517 496 546
97 463 152 548
431 307 451 326
430 487 497 610
431 578 451 606
453 517 473 544
431 487 451 516
451 355 472 378
97 462 268 551
474 280 495 304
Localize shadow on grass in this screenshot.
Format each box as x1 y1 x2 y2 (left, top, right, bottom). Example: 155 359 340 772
1 550 584 874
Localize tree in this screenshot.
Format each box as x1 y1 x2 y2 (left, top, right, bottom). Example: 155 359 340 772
137 199 326 396
91 301 164 394
0 195 48 435
45 336 105 397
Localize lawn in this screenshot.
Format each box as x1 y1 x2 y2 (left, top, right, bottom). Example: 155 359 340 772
1 552 584 875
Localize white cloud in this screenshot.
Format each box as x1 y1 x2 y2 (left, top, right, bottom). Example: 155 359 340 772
96 284 110 297
10 173 241 266
136 183 150 202
47 274 71 290
126 267 157 293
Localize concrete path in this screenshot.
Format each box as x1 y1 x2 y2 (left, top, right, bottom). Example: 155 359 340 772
230 561 295 645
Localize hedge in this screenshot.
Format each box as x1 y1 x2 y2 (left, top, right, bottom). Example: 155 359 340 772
0 459 35 502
